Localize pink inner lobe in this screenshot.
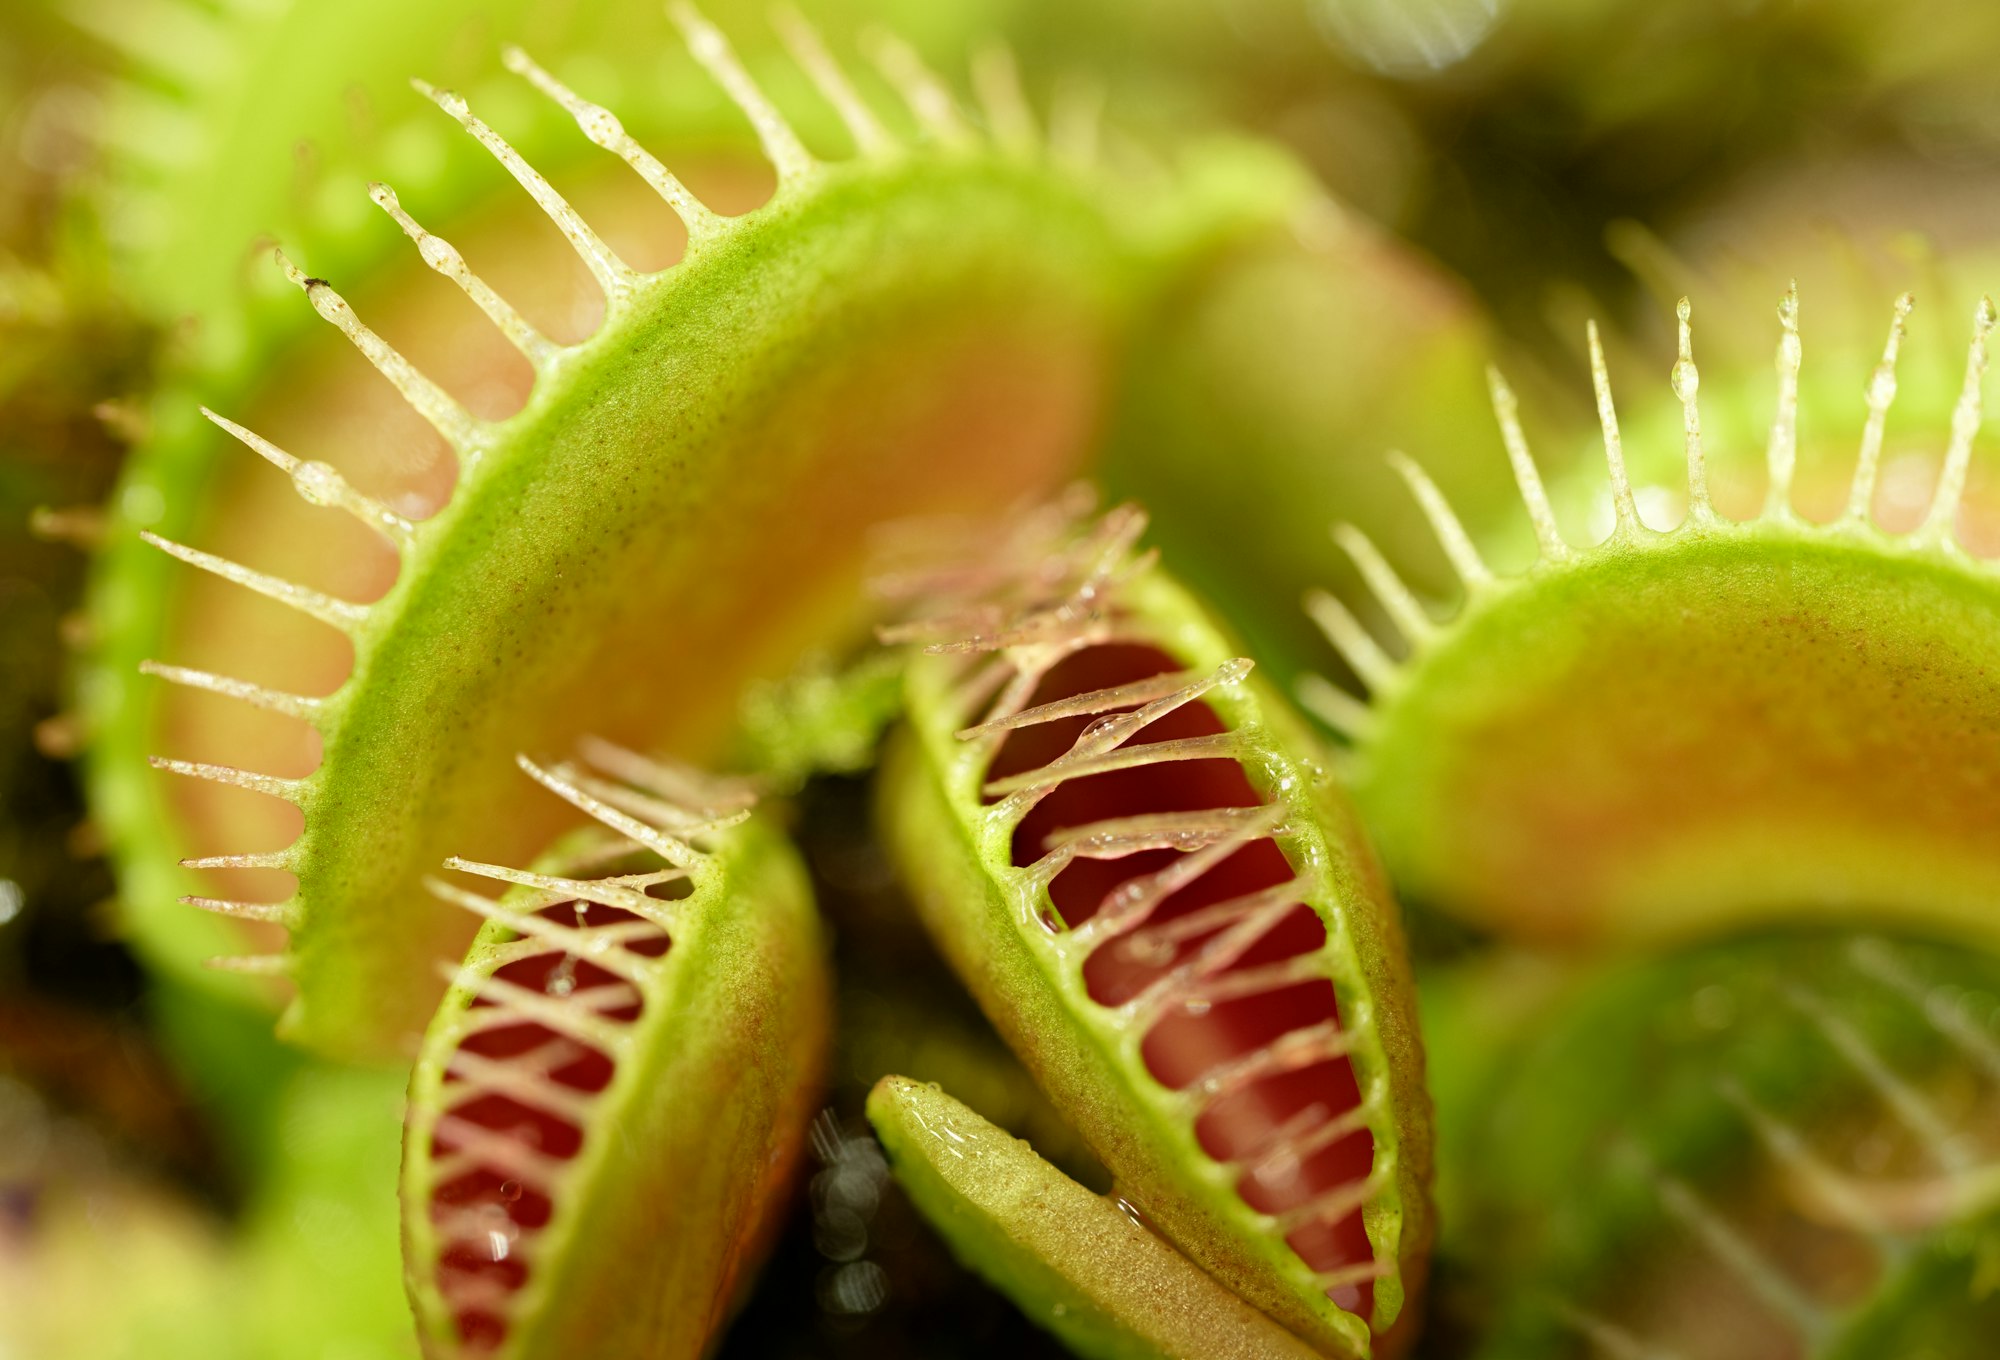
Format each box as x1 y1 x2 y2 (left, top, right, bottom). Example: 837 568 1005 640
425 899 669 1351
986 643 1380 1318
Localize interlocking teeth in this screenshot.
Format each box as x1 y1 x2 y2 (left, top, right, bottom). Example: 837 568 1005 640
1332 522 1431 647
1387 450 1491 590
1304 587 1398 694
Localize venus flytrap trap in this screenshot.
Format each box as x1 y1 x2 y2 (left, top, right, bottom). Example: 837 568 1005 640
405 739 827 1358
876 494 1431 1358
90 5 1176 1058
867 1074 1324 1360
1435 933 2000 1359
1304 292 2000 947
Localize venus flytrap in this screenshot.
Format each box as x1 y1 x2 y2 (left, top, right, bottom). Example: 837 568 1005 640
405 739 827 1359
1305 293 2000 948
877 495 1431 1358
93 6 1176 1059
1436 933 2000 1360
867 1074 1324 1360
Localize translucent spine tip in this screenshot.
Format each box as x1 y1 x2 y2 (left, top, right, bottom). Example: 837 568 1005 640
200 406 415 548
1846 293 1913 526
668 3 816 184
773 4 896 157
367 182 559 367
1332 523 1432 646
1387 449 1491 589
972 43 1038 159
273 249 481 451
1586 320 1639 533
1921 295 1997 544
863 28 977 151
1487 365 1569 562
139 531 367 634
410 81 635 301
500 47 723 243
1672 297 1712 523
1765 284 1802 519
138 660 322 723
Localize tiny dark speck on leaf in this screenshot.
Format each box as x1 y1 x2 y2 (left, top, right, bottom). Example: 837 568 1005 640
303 277 329 289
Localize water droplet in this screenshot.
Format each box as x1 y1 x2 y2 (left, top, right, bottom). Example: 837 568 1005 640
498 1179 522 1204
294 461 345 508
1671 358 1699 404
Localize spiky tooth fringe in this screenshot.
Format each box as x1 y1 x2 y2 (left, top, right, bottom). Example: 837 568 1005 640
1045 806 1288 858
409 81 635 301
441 857 672 926
1295 674 1375 742
1652 1173 1828 1341
1847 938 2000 1081
1585 320 1640 534
1845 294 1914 525
442 1047 598 1124
1188 1018 1357 1104
428 876 664 972
1486 365 1569 562
668 2 817 183
1278 1165 1389 1234
1783 984 1974 1174
367 182 560 367
1387 451 1491 589
972 44 1039 160
514 755 704 869
181 849 295 871
182 895 300 928
1671 297 1715 524
140 532 368 633
440 963 638 1053
982 731 1241 798
273 248 483 450
772 3 897 157
138 660 323 723
1332 523 1432 647
956 667 1208 740
499 48 722 242
1303 589 1398 694
199 406 415 547
1920 296 1997 545
862 29 977 151
147 754 306 805
573 735 760 816
1764 284 1803 521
